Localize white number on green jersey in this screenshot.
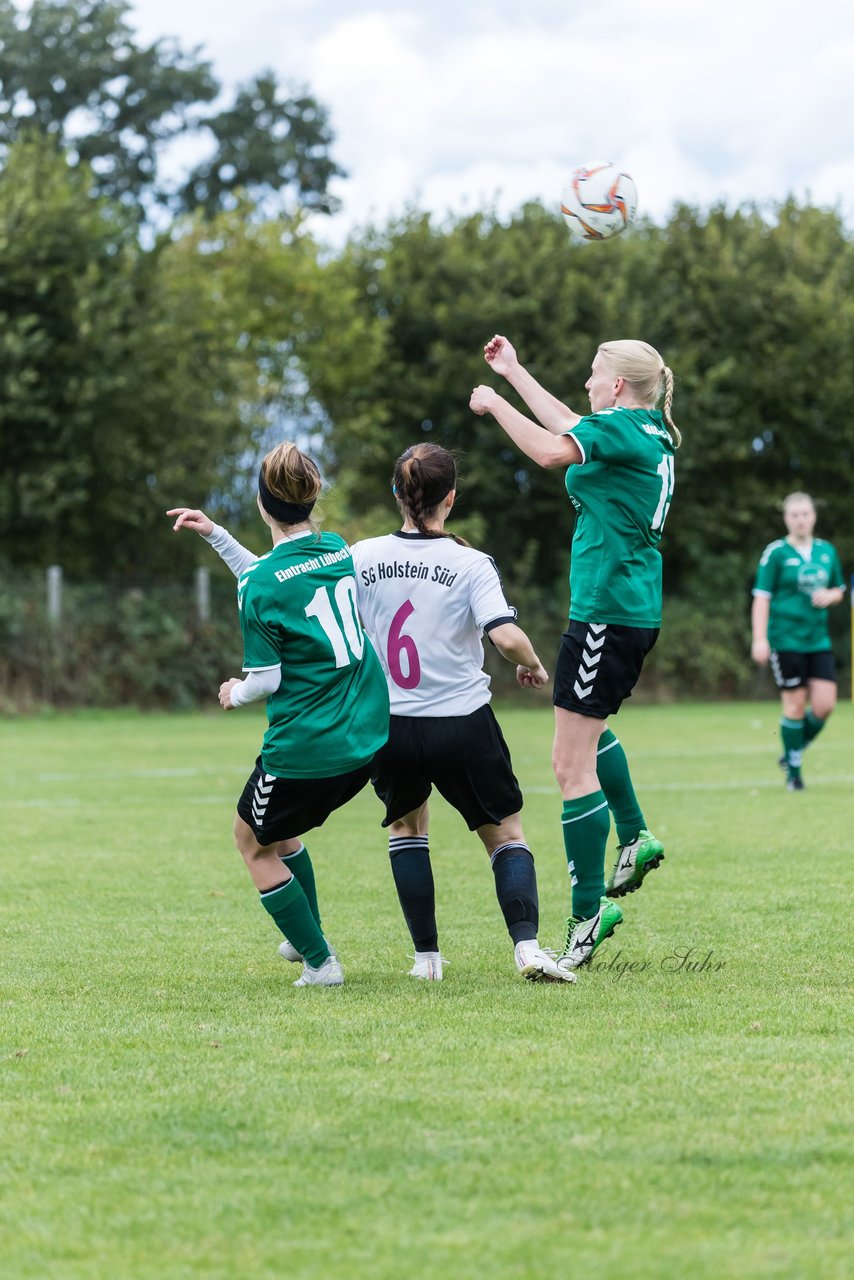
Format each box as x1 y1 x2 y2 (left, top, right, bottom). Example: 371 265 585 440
652 456 675 532
304 577 365 667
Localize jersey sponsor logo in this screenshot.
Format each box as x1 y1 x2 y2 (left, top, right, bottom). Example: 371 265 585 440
274 546 350 583
360 560 457 587
797 564 828 595
641 422 671 439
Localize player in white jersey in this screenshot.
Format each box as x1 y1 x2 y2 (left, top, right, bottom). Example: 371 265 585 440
352 442 552 981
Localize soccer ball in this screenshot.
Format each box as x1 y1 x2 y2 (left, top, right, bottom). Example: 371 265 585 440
560 161 637 244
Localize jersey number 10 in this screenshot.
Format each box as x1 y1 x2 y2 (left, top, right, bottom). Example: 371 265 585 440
304 577 365 667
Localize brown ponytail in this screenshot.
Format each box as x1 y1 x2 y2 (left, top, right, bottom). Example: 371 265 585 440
392 443 470 547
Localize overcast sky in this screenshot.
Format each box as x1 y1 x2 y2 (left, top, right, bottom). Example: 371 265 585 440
127 0 854 242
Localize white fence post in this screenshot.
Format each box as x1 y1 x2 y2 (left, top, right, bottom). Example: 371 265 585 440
47 565 63 625
195 566 210 623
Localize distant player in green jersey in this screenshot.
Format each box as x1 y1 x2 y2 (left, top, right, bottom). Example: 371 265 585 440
751 492 845 791
169 443 389 987
470 336 679 980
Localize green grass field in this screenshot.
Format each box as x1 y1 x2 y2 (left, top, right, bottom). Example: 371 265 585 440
1 701 852 1280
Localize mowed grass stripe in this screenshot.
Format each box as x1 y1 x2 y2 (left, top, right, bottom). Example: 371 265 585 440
1 702 852 1280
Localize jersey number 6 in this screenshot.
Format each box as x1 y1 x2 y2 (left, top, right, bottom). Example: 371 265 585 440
387 600 421 690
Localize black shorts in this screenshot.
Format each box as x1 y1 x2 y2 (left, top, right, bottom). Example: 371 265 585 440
371 704 523 831
769 649 837 690
553 620 659 720
236 757 374 846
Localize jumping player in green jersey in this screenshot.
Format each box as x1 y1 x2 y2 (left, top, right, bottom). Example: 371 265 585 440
470 336 679 980
751 491 845 792
169 443 389 988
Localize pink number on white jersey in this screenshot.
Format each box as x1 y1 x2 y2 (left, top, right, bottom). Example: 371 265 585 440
387 600 421 689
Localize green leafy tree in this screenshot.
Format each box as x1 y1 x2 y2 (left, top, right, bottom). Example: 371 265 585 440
179 73 342 218
0 138 269 574
0 0 343 215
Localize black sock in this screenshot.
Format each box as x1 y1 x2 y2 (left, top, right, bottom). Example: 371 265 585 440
389 835 438 952
491 843 539 944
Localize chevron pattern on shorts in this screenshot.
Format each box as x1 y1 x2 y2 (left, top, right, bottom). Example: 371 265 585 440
573 623 607 701
251 772 276 826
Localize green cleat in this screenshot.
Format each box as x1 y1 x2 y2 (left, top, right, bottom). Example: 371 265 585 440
525 897 623 979
606 828 665 898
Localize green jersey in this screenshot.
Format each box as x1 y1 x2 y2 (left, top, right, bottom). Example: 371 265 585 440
238 531 389 779
753 538 844 653
564 407 676 627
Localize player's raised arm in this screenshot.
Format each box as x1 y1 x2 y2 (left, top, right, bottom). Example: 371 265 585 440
470 385 581 469
484 335 583 434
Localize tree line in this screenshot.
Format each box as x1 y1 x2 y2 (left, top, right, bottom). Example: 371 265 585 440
1 2 852 703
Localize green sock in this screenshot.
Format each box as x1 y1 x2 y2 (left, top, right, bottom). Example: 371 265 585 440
280 843 321 929
780 718 805 780
260 878 330 969
803 711 827 748
595 728 646 845
561 790 611 920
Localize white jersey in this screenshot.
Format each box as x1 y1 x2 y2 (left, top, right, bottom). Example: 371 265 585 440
351 531 517 717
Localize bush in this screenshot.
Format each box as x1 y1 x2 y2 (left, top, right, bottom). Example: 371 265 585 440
0 573 243 712
1 569 847 711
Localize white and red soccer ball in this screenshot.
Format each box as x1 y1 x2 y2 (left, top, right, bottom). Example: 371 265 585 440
561 161 638 244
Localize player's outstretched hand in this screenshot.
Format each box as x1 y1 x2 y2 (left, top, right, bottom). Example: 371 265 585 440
167 507 214 537
470 385 499 416
484 334 518 376
517 662 548 689
219 678 242 710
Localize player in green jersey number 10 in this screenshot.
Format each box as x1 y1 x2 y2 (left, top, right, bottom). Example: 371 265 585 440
470 336 680 981
169 443 389 988
751 491 845 791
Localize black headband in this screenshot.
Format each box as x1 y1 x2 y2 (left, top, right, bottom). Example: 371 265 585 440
258 467 316 525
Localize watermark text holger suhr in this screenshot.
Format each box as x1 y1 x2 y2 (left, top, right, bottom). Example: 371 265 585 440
590 946 726 979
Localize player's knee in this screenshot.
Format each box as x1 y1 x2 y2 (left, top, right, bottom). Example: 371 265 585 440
552 750 575 793
232 817 259 861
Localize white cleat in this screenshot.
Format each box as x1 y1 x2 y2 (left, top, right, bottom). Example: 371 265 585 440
293 955 344 987
408 951 445 980
519 946 578 984
514 939 543 973
524 948 578 983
